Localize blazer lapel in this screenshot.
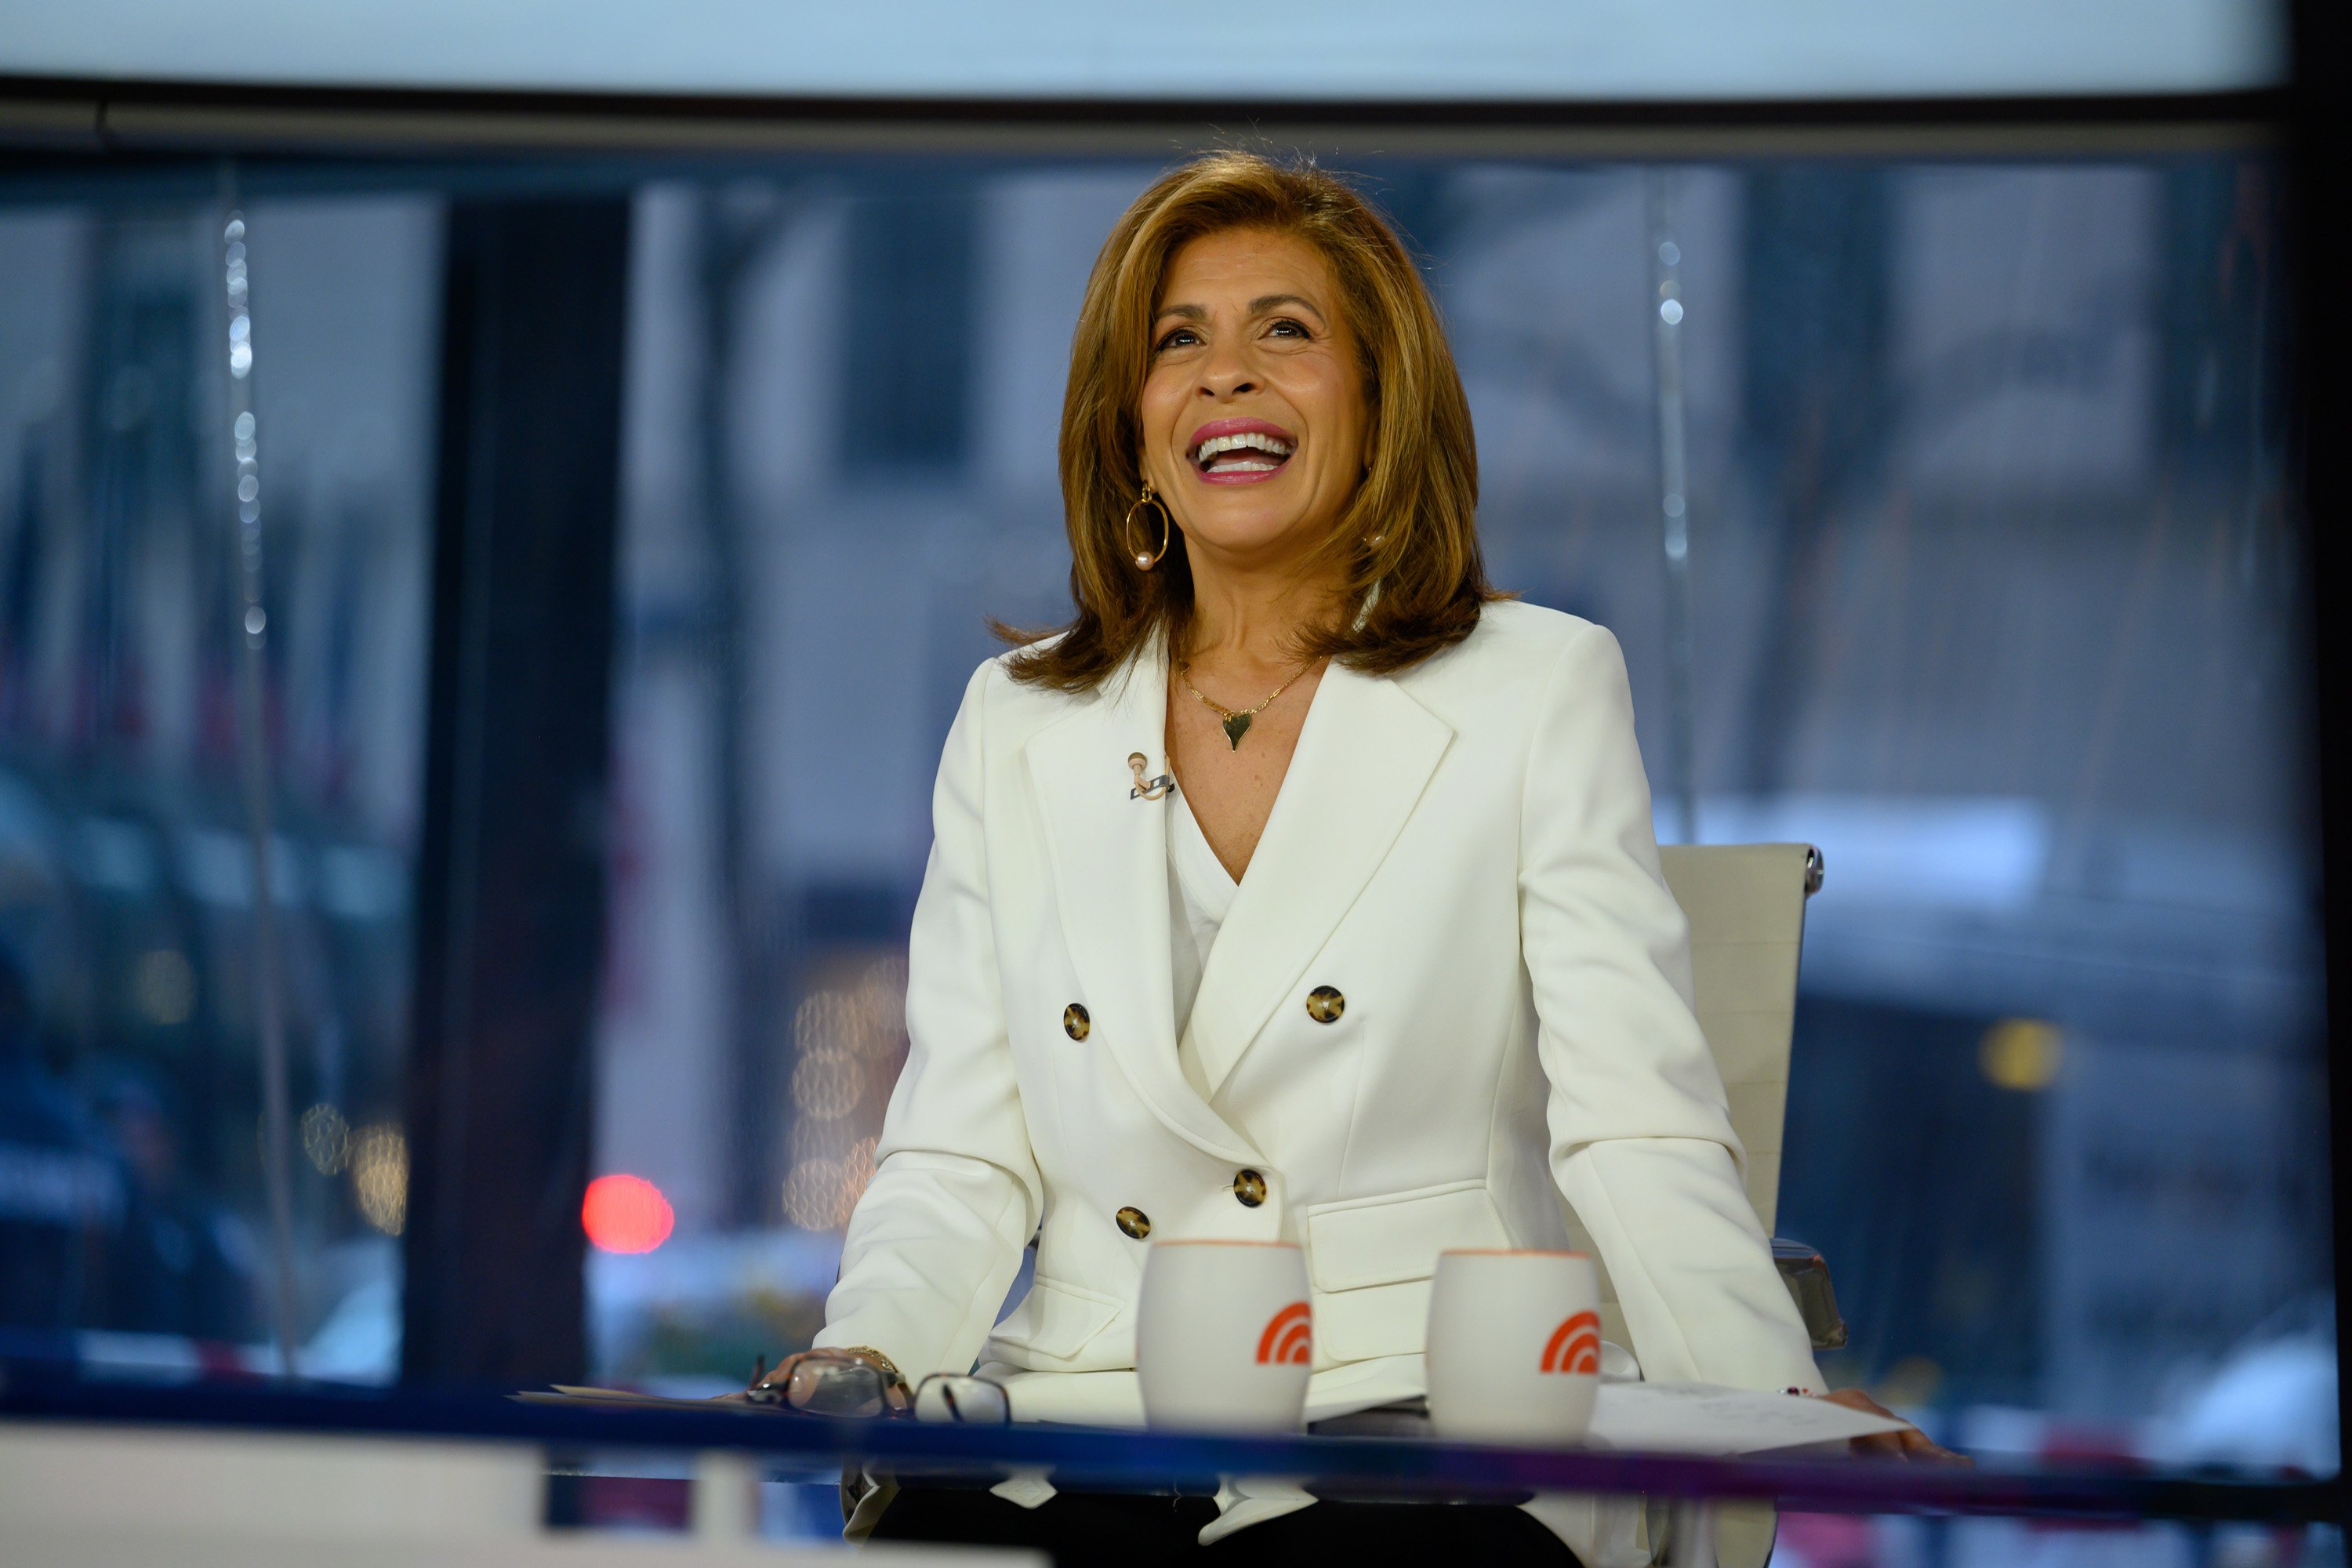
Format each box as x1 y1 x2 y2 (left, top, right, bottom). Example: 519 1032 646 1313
1183 662 1455 1098
1024 641 1260 1165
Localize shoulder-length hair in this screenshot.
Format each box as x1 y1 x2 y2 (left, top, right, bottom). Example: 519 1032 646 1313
1002 150 1494 691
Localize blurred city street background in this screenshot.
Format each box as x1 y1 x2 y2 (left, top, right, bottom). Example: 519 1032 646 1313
0 152 2327 1560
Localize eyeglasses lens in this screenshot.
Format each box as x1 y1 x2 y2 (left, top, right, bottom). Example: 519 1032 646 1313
787 1359 886 1417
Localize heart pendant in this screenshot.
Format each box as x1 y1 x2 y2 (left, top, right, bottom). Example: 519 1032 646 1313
1221 713 1254 750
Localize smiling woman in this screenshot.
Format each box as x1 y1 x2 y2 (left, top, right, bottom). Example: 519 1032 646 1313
1143 235 1370 589
1006 149 1492 694
771 149 1948 1563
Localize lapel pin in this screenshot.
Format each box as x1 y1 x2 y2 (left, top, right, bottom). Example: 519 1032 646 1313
1128 752 1176 801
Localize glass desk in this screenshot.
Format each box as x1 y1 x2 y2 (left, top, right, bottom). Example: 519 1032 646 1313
1 1366 2336 1554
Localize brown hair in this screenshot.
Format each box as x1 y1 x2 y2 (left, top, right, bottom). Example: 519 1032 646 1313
1002 149 1495 691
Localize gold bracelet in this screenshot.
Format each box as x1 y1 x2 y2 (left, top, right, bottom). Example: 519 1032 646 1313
840 1345 902 1382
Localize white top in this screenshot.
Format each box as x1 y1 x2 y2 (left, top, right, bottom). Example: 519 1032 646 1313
1167 786 1239 1098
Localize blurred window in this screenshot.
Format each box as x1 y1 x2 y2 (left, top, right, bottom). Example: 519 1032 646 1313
591 153 2321 1440
0 140 2317 1449
0 195 440 1378
843 193 978 474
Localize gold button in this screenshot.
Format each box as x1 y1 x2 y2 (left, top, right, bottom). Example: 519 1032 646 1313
1063 1004 1091 1040
1232 1170 1267 1207
1116 1206 1152 1240
1305 985 1345 1024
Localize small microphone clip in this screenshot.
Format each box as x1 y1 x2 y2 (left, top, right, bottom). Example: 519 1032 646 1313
1127 752 1176 801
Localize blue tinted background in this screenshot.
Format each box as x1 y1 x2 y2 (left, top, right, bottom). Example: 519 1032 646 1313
0 154 2325 1498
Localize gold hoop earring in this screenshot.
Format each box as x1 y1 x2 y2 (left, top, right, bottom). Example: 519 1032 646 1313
1123 482 1171 570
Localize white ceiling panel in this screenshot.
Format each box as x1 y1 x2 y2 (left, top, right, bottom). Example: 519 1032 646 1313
0 0 2288 103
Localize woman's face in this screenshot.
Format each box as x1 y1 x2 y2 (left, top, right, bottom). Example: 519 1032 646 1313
1138 227 1370 574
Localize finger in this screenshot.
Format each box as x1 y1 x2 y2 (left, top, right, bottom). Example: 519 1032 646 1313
1892 1428 1969 1465
1850 1427 1953 1462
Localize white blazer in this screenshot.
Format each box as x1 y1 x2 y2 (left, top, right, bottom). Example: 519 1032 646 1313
816 599 1820 1425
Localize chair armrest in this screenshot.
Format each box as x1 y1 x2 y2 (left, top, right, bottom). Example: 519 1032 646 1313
1770 1236 1849 1350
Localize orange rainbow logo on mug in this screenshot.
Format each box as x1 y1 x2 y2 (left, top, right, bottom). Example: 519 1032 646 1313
1540 1309 1602 1374
1255 1301 1312 1365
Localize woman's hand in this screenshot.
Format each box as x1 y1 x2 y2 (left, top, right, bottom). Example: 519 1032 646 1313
739 1347 913 1416
1817 1388 1971 1464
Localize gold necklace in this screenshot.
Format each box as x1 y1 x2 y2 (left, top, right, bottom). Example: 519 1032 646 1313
1178 660 1310 750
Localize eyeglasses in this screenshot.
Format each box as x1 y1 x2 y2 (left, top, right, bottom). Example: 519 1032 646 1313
746 1348 911 1417
746 1351 1008 1424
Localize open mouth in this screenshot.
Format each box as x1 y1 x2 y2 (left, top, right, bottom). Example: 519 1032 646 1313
1188 419 1297 483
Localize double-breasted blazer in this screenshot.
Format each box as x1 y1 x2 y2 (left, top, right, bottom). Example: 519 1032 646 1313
815 599 1820 1424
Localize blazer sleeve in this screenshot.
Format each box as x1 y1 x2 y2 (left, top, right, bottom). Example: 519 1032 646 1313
815 661 1044 1377
1518 622 1822 1393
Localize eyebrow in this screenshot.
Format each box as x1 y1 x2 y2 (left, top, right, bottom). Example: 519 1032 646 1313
1247 292 1324 318
1152 292 1329 324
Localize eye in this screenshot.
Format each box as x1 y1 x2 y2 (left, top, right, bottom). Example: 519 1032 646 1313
1154 326 1202 353
1265 317 1312 340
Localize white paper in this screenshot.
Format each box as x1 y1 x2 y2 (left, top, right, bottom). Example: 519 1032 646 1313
1585 1382 1911 1456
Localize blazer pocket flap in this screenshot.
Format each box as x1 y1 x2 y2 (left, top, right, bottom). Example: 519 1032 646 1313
1305 1181 1512 1293
990 1276 1123 1361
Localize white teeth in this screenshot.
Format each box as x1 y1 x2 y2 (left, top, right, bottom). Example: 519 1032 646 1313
1192 430 1297 464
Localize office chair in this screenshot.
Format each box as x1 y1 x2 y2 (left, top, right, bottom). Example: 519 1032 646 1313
1563 841 1842 1568
1658 841 1845 1354
1563 842 1846 1354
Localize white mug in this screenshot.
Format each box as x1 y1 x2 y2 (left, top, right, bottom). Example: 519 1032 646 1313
1135 1240 1314 1432
1425 1249 1602 1445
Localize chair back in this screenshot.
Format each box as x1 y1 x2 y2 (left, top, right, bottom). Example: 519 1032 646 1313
1657 841 1819 1235
1563 842 1819 1303
1660 843 1820 1568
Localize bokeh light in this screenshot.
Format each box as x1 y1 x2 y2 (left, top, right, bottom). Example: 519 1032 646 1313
1980 1018 2064 1091
583 1172 675 1254
349 1122 409 1235
299 1102 350 1175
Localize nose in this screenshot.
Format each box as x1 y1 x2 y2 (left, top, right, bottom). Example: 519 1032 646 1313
1196 336 1258 400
